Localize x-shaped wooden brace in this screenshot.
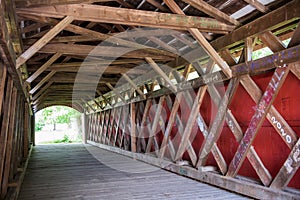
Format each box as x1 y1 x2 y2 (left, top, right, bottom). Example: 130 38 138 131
194 59 272 185
151 62 227 172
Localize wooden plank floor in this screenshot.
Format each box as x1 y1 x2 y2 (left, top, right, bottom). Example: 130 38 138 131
19 144 250 200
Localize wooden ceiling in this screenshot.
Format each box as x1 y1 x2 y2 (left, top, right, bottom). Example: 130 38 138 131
1 0 299 113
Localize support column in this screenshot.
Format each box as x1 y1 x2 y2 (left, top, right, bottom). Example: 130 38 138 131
30 113 35 146
130 103 136 152
81 112 87 144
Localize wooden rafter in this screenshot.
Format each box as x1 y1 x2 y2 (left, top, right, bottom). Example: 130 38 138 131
38 44 174 60
182 0 240 25
14 0 114 7
243 0 269 13
26 53 61 83
16 4 235 32
16 16 73 69
211 0 300 50
163 0 232 78
29 70 56 94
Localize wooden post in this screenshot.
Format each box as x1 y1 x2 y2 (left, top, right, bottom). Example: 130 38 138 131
81 112 87 144
23 103 29 158
131 103 136 153
31 113 35 146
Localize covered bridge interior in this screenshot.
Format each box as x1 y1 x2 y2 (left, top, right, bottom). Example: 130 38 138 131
0 0 300 199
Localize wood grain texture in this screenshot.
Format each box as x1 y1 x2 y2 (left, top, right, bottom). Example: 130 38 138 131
19 144 249 200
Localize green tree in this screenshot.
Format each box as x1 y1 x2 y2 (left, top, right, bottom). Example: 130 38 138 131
41 106 80 131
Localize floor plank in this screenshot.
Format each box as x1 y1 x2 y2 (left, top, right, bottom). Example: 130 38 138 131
18 144 250 200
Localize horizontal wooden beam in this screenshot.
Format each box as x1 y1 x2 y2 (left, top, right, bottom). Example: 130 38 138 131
211 0 300 50
16 4 235 32
37 44 175 60
15 0 114 7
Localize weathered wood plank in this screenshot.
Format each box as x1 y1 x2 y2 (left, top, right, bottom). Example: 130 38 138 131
0 64 7 116
243 0 269 13
26 53 61 83
15 0 113 7
17 4 235 32
16 16 74 68
0 78 13 197
136 100 151 153
29 70 56 94
175 85 207 161
130 103 137 153
1 87 18 199
146 96 165 155
19 144 249 199
211 0 300 50
123 74 146 99
270 138 300 189
197 78 239 168
227 66 290 177
88 141 298 200
182 0 239 25
241 75 298 148
113 107 123 146
145 57 178 92
164 0 232 78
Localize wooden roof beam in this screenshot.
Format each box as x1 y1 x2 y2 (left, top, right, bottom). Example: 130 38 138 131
37 43 175 60
16 16 74 69
19 15 178 58
26 53 61 83
182 0 240 25
29 70 56 94
211 0 300 51
122 74 146 100
243 0 269 13
16 4 235 32
164 0 232 78
15 0 114 8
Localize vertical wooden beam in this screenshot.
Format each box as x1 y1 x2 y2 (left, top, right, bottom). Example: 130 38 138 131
0 64 7 116
1 87 17 199
31 113 35 146
23 103 29 158
146 97 166 155
131 103 137 152
136 99 151 152
16 16 74 68
0 78 13 196
81 112 87 144
114 107 123 146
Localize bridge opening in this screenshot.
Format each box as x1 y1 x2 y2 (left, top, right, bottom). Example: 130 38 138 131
35 106 83 144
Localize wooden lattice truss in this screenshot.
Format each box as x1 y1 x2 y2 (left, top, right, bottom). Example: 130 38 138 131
86 27 300 199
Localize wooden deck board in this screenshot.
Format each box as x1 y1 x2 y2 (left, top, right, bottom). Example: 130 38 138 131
18 144 249 200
